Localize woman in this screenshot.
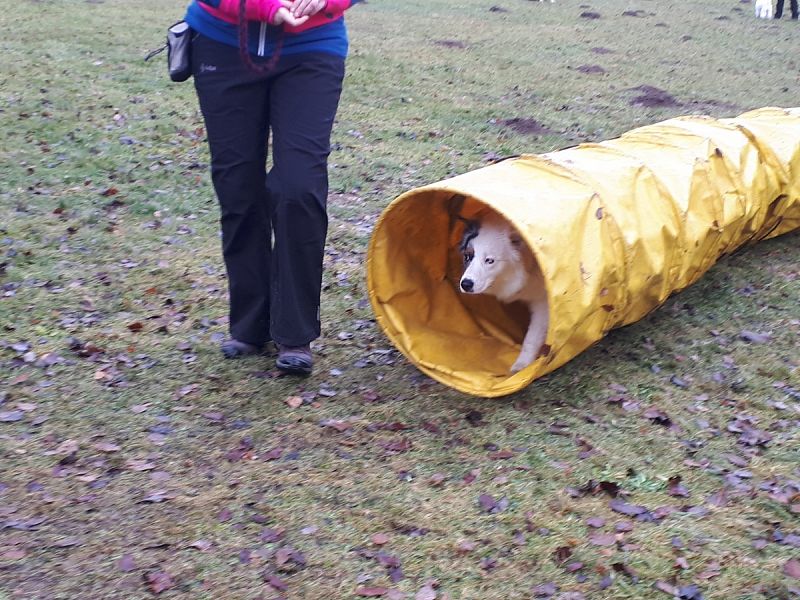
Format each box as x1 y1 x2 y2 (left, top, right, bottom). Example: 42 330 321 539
184 0 360 374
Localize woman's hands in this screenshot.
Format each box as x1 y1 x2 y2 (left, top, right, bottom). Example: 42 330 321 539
272 0 309 26
272 0 327 25
290 0 327 18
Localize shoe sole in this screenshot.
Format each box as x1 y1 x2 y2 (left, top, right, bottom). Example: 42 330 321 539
275 358 313 375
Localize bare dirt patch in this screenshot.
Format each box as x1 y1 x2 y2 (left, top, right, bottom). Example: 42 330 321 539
627 85 681 108
433 39 468 49
576 64 607 75
497 117 554 135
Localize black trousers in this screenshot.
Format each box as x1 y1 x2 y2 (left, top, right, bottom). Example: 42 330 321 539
775 0 799 18
192 33 345 347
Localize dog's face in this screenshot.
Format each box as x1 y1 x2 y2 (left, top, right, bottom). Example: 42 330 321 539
459 216 527 297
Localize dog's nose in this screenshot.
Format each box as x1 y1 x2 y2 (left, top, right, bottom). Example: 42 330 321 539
460 278 474 292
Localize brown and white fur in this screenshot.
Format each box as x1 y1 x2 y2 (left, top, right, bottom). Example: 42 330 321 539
459 213 549 373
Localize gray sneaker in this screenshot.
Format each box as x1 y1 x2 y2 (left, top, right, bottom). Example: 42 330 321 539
220 339 264 359
275 343 313 375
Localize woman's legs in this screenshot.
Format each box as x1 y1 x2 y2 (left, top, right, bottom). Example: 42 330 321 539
193 33 345 364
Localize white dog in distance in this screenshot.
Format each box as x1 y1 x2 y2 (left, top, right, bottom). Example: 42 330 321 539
459 213 549 373
755 0 773 18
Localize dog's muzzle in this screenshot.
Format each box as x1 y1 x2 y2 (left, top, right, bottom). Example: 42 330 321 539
460 278 474 292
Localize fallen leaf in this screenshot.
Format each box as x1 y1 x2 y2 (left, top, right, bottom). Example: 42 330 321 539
188 539 212 552
706 489 728 507
93 442 121 453
653 581 677 595
785 559 800 579
676 584 704 600
643 407 673 428
488 449 515 460
357 587 389 597
145 571 175 594
462 469 480 485
586 517 606 528
261 527 285 542
118 553 136 572
740 330 770 344
612 562 639 582
667 475 690 497
217 508 232 522
0 411 24 423
455 540 477 554
320 419 351 432
380 437 412 453
286 396 304 409
429 473 446 487
589 533 617 546
696 564 721 580
372 533 390 546
1 549 27 560
262 447 283 461
552 546 572 564
265 574 288 591
415 584 436 600
610 499 647 516
300 525 318 535
532 582 558 597
140 490 174 503
566 562 584 573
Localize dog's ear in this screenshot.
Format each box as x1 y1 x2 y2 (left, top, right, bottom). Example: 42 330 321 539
458 218 480 253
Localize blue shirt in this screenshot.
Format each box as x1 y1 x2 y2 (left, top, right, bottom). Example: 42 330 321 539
184 1 349 58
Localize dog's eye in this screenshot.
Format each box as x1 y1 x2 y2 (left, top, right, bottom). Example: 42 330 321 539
484 257 495 265
463 253 473 264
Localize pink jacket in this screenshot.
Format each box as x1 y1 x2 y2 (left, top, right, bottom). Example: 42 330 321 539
200 0 355 34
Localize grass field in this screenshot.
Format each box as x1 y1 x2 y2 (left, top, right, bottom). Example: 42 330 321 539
1 0 799 598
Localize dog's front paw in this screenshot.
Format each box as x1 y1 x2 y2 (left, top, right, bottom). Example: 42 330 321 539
511 355 533 373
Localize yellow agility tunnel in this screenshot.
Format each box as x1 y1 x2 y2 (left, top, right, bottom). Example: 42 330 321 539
366 107 800 397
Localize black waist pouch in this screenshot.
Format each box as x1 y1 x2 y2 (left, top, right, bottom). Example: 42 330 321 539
167 21 192 82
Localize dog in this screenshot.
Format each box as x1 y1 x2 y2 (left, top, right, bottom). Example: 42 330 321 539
755 0 773 18
458 212 549 373
756 0 798 18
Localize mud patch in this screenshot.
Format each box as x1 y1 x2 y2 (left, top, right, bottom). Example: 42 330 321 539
434 40 467 49
591 47 614 54
489 5 508 13
497 117 554 135
580 11 602 19
575 64 607 74
622 9 647 17
627 85 681 108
